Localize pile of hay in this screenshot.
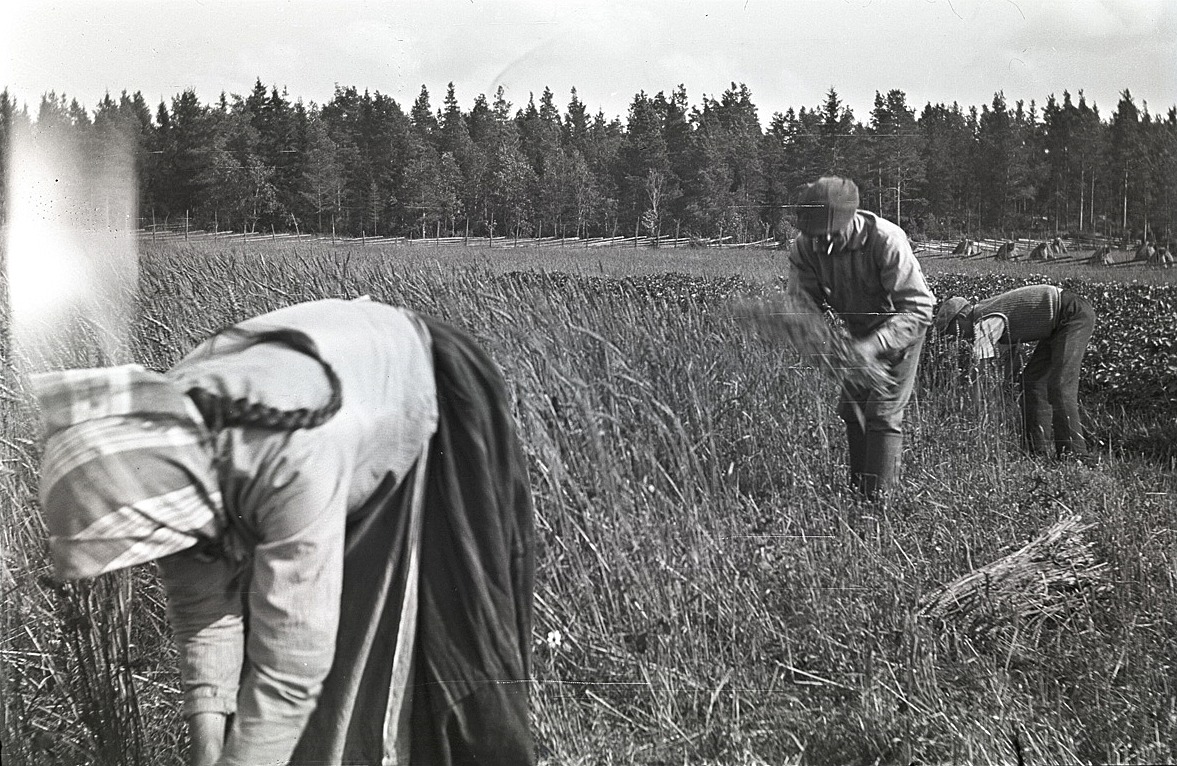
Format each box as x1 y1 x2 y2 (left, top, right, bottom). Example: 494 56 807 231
918 515 1110 639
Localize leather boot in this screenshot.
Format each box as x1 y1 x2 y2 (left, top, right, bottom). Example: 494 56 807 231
845 421 867 492
859 432 903 500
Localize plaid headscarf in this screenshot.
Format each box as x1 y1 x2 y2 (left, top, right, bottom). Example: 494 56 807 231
32 364 224 580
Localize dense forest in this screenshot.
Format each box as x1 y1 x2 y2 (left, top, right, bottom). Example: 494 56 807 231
1 80 1174 243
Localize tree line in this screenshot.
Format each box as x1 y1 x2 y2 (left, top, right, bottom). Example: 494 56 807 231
1 80 1174 244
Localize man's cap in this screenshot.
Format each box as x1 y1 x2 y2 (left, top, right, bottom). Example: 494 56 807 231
934 297 971 334
796 176 860 236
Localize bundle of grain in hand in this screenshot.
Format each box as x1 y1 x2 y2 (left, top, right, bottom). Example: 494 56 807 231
918 515 1110 637
734 291 895 394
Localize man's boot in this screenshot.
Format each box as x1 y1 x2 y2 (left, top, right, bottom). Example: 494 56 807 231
859 432 903 501
846 421 868 493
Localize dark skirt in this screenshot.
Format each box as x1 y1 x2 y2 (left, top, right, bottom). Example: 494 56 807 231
290 317 535 765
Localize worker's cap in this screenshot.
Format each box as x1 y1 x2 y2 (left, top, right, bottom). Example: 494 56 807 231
933 297 971 335
796 176 860 236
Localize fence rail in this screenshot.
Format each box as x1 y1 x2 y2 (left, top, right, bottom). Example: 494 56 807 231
915 235 1165 267
121 228 1169 266
135 228 786 249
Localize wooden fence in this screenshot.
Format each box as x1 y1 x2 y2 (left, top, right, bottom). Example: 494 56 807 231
136 227 782 250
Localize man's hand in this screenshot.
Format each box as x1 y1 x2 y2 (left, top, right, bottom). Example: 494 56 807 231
188 712 228 766
846 335 895 393
850 336 882 363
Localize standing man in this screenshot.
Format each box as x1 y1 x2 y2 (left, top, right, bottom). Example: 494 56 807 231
787 176 936 499
934 284 1095 459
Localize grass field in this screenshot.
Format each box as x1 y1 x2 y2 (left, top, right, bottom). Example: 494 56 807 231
2 240 1175 765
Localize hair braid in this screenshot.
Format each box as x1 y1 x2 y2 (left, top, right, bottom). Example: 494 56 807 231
186 327 343 432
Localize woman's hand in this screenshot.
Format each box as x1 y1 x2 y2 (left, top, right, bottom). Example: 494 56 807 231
188 712 228 766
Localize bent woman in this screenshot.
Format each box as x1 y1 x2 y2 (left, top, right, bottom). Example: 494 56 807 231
33 297 535 765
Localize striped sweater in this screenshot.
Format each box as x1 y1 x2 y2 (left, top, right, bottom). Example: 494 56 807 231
971 285 1062 359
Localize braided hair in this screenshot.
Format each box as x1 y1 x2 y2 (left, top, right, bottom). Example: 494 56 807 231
186 326 343 432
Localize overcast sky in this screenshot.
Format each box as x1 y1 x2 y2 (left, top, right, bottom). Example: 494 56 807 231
4 0 1174 125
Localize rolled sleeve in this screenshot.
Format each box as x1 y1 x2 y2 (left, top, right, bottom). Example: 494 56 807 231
183 687 237 717
158 550 246 718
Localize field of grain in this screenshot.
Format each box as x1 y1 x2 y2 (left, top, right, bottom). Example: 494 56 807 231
2 240 1175 765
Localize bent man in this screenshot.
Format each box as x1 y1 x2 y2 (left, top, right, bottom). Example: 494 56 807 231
935 285 1095 460
787 176 935 498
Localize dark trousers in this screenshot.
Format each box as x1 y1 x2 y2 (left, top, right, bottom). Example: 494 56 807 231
1021 290 1094 457
839 332 925 497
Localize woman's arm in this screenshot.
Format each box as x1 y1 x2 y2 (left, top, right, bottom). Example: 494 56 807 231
157 550 245 758
187 713 228 766
215 440 348 766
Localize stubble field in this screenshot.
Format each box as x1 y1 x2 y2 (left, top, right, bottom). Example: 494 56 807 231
2 239 1175 765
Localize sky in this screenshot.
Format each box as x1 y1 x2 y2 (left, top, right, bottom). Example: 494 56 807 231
3 0 1175 125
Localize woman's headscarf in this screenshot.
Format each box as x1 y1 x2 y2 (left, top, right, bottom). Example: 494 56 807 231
32 364 223 580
